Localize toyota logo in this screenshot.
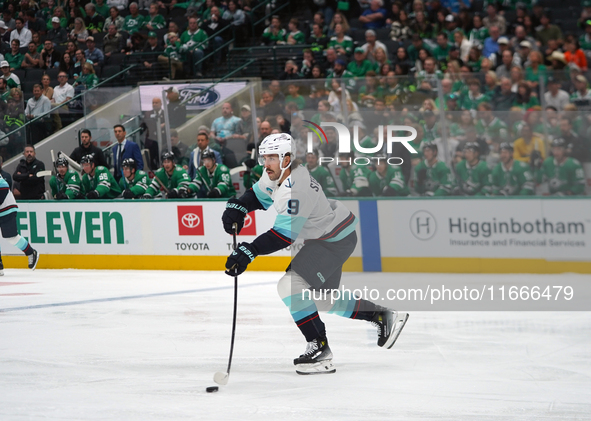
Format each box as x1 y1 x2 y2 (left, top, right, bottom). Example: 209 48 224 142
243 214 252 229
181 213 201 229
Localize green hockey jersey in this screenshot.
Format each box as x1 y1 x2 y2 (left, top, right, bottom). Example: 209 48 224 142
145 165 191 197
306 164 337 197
414 159 453 196
50 170 82 199
81 166 122 199
539 157 586 196
180 28 208 52
454 159 491 196
490 160 535 196
369 165 409 196
339 164 371 196
123 14 145 33
190 164 235 198
119 170 149 198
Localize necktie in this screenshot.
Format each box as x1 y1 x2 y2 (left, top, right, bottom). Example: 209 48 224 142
118 143 124 175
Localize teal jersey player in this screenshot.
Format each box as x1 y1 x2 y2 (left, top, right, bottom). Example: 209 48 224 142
490 143 535 196
50 157 82 199
80 154 122 199
414 142 453 196
369 161 409 197
305 151 337 197
189 150 236 198
454 142 491 196
119 158 149 199
338 153 371 196
144 152 191 198
538 138 586 196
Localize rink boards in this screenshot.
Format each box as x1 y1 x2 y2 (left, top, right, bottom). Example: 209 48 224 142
3 198 591 273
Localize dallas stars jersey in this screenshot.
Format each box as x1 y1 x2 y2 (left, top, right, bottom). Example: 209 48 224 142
328 35 354 56
123 14 145 33
190 164 235 198
414 159 452 196
252 165 358 242
305 164 337 197
244 164 263 190
180 29 208 52
490 160 535 196
475 117 508 143
539 157 586 196
119 170 149 197
454 159 491 196
145 165 191 197
339 164 371 196
368 165 409 196
81 166 122 199
50 170 82 199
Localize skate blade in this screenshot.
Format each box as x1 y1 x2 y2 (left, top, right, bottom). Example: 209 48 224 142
295 360 336 375
0 270 3 276
384 312 409 349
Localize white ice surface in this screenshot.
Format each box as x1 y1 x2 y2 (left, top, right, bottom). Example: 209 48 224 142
0 270 590 421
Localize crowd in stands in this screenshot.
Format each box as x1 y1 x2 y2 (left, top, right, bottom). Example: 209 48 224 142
4 0 591 199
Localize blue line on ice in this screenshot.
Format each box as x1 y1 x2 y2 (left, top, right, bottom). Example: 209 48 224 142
0 281 276 313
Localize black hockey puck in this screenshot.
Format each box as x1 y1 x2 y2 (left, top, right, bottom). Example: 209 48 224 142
206 386 219 393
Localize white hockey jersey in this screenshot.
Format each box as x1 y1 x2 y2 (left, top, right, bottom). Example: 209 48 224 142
252 165 357 242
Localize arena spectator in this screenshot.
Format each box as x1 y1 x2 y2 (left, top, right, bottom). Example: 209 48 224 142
107 0 129 11
123 2 145 34
348 47 373 78
40 39 62 69
25 10 45 34
308 23 328 52
165 87 186 128
328 23 353 57
390 9 412 42
187 130 222 179
262 15 286 45
13 145 46 200
104 7 124 32
10 18 32 48
564 37 588 71
482 25 501 59
25 84 52 143
166 129 191 167
69 17 88 47
492 77 517 111
81 153 122 199
84 3 105 34
51 71 74 126
524 50 547 89
475 102 508 153
21 42 41 69
103 24 124 56
0 20 9 43
202 6 229 64
142 97 165 170
74 62 98 89
544 77 570 111
70 128 110 167
5 40 24 71
359 0 386 30
535 14 563 47
513 123 545 164
559 117 587 162
257 120 272 145
180 17 207 77
235 105 252 143
143 2 165 31
73 49 91 78
211 102 241 142
84 36 104 66
362 29 388 62
286 18 305 45
159 32 183 79
482 4 506 35
112 124 144 181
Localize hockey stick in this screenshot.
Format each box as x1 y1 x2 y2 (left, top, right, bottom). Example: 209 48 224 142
214 223 239 386
153 174 169 194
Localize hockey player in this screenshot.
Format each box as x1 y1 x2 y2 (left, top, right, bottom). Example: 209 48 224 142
414 142 453 196
368 158 409 197
143 152 191 199
49 156 83 200
490 143 535 196
305 149 337 197
453 142 491 196
119 158 149 199
189 150 235 199
338 152 372 196
81 154 122 199
0 174 39 274
221 133 408 375
539 138 586 196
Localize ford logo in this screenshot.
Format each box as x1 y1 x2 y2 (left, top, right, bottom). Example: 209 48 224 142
178 87 221 109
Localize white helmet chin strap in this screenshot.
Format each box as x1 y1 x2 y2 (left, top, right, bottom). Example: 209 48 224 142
277 154 292 185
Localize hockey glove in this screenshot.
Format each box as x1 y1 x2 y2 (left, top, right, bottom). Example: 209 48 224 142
55 191 68 200
382 186 397 196
86 190 99 199
225 242 257 276
416 168 427 185
207 187 221 198
123 189 135 199
167 189 179 199
222 198 248 234
179 187 189 198
141 193 153 199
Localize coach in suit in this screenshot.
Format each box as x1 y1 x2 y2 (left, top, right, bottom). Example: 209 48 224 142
112 124 144 181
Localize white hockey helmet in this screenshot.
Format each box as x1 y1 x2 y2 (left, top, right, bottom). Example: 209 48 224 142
258 133 295 168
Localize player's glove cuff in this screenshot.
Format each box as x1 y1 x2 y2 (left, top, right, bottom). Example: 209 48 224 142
86 190 99 199
225 242 258 276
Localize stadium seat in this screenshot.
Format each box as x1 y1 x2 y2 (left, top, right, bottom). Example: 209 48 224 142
13 69 25 83
22 80 36 95
376 27 390 41
46 67 60 82
101 65 121 82
25 68 44 83
106 53 126 66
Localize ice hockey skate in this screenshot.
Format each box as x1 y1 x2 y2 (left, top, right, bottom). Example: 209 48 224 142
294 336 336 375
28 250 39 271
372 310 409 349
